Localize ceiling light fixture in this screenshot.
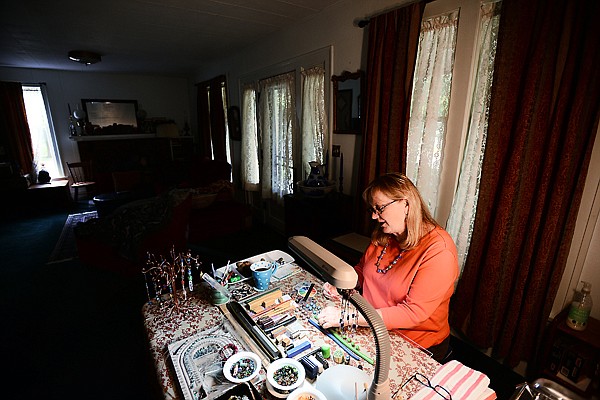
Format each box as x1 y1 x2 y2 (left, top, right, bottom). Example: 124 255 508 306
68 50 102 65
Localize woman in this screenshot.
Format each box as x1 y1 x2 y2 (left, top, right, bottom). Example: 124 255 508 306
317 172 458 362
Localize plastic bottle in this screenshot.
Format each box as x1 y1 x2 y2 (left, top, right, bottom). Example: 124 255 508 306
566 281 593 331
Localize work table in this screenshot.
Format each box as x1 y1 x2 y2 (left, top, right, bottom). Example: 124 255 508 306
142 264 440 399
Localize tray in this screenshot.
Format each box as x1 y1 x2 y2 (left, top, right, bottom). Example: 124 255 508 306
168 320 253 400
215 250 295 284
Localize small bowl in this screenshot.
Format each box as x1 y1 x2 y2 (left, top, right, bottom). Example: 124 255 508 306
266 358 306 398
222 351 261 383
287 385 328 400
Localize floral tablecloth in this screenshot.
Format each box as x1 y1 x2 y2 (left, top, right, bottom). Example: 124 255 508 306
142 265 440 399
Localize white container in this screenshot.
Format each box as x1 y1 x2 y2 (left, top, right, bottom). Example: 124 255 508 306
315 364 370 400
266 358 306 398
566 281 593 331
222 351 261 383
288 384 328 400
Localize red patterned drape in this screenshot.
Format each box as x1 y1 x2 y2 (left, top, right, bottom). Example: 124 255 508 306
0 81 33 176
357 2 424 235
450 0 600 370
196 75 227 161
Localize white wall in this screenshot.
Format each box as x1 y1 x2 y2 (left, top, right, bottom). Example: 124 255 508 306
0 67 191 176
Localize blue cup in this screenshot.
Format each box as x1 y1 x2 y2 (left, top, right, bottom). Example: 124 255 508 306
250 261 278 291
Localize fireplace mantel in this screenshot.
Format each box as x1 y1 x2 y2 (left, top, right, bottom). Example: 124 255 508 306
69 134 156 141
74 135 193 193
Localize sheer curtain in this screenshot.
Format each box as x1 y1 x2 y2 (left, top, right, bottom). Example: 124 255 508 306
446 1 502 274
240 83 260 191
301 66 327 178
259 72 296 203
22 85 62 179
406 10 459 217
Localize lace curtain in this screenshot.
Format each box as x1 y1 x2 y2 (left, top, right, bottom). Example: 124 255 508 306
446 1 502 275
406 10 459 217
301 66 327 178
259 72 296 203
240 83 260 191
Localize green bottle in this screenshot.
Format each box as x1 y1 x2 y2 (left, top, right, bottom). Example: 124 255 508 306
566 281 593 331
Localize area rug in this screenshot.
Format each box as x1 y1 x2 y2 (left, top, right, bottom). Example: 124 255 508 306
47 211 97 264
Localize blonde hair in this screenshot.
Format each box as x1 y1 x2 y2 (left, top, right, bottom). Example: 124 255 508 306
362 172 438 250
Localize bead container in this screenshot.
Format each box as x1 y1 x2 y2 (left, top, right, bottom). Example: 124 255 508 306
266 358 306 398
223 351 261 383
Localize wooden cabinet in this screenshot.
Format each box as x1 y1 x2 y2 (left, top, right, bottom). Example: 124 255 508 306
539 308 600 397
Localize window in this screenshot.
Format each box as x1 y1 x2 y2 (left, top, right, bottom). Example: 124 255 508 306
239 47 330 209
197 76 230 163
240 83 260 191
405 0 501 273
301 66 328 177
446 0 502 273
21 84 62 179
259 72 297 203
221 83 232 166
406 9 459 217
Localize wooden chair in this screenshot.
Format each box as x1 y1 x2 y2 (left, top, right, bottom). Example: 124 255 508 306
66 161 96 201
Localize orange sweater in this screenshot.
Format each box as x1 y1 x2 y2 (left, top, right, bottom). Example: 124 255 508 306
355 227 458 349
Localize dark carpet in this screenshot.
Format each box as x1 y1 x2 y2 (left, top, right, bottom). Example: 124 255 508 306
0 202 525 400
1 202 157 400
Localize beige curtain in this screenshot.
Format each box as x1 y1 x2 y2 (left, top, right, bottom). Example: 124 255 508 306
240 83 259 191
406 10 459 217
301 66 328 179
259 71 296 203
446 1 502 275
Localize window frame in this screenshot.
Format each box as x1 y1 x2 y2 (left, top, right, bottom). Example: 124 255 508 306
238 47 331 186
21 83 64 179
237 46 331 231
420 0 489 226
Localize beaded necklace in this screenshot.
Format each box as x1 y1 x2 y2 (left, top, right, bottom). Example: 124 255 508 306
375 242 406 274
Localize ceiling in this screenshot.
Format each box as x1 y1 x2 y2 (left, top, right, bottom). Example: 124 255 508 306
1 0 341 77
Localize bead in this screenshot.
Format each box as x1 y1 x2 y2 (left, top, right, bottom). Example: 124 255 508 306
273 365 299 386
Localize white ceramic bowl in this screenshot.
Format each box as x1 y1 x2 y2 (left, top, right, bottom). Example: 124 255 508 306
266 358 306 398
287 384 328 400
222 351 261 383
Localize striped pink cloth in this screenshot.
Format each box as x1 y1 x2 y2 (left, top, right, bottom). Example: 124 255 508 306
410 360 496 400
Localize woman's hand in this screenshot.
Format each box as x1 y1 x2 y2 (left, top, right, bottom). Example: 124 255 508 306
317 305 341 329
322 282 341 301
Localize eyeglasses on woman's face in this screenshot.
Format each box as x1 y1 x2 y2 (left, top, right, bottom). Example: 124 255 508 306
368 199 405 216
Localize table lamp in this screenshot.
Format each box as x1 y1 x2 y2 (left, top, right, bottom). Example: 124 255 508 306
288 236 391 400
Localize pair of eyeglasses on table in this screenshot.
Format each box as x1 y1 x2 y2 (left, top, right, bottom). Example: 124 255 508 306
392 372 453 400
